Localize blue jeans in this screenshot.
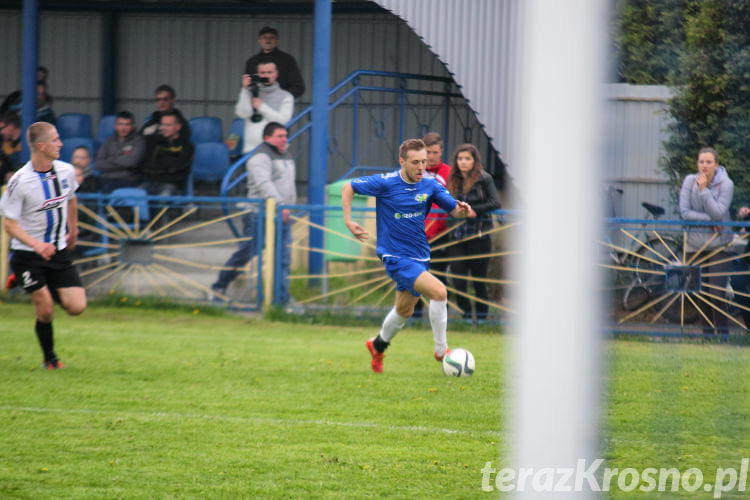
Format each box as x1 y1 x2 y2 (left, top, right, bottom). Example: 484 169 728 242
212 213 292 305
213 212 259 291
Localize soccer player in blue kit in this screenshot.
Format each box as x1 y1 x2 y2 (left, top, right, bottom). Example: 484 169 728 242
341 138 476 373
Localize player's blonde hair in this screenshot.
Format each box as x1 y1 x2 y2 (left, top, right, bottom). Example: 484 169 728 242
26 122 55 153
398 138 426 159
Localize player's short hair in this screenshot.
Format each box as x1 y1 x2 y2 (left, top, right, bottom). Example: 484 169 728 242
26 122 55 152
422 132 443 148
399 138 426 160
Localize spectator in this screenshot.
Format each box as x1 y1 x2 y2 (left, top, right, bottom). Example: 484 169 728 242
37 66 49 85
446 144 502 323
236 61 294 154
140 84 191 138
72 159 99 259
245 26 305 99
35 82 55 124
0 67 54 120
679 146 734 335
71 146 98 193
210 122 296 303
95 111 146 193
413 132 452 319
1 112 22 184
140 111 194 196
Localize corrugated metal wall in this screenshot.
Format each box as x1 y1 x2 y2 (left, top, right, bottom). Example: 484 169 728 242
604 84 676 219
0 11 103 120
373 1 678 219
374 0 521 173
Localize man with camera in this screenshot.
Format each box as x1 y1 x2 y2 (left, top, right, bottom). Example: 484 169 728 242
235 61 294 154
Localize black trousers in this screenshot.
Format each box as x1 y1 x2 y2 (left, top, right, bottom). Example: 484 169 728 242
450 235 493 320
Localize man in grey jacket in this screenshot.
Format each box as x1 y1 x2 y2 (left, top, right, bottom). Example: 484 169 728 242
210 122 296 303
95 111 146 193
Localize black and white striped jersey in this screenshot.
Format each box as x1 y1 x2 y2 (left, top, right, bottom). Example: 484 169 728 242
0 160 78 252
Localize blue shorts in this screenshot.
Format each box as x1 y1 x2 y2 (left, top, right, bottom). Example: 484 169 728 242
382 256 428 297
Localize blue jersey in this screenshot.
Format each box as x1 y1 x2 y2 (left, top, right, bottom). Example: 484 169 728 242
351 171 457 261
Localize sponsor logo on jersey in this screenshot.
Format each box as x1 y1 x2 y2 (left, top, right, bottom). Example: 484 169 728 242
61 179 69 190
39 195 67 211
394 211 421 219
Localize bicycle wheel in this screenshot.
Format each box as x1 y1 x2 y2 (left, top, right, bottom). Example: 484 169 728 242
622 236 701 323
622 238 676 311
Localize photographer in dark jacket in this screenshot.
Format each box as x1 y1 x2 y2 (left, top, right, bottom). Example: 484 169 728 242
446 144 502 322
140 111 194 196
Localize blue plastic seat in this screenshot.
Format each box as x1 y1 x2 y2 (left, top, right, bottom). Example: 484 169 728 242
185 142 230 196
192 142 231 182
59 137 94 163
189 117 222 144
228 118 245 157
94 114 116 152
57 113 92 139
109 187 150 223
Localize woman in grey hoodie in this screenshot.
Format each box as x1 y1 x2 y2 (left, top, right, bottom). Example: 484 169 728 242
678 147 734 334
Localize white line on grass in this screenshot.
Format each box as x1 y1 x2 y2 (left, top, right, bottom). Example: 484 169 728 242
0 405 502 438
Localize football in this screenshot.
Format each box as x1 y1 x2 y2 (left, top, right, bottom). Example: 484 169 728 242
442 348 475 377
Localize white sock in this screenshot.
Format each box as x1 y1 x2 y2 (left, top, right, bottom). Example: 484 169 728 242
379 307 408 343
429 299 448 355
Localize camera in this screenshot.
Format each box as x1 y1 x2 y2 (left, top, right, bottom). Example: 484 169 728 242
249 73 270 123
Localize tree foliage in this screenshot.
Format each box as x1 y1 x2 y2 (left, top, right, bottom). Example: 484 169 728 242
613 0 688 84
662 0 749 203
615 1 748 202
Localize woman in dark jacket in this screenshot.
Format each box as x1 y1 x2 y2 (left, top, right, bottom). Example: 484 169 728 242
446 144 502 322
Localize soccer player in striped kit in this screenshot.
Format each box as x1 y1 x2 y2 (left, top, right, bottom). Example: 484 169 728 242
0 122 87 369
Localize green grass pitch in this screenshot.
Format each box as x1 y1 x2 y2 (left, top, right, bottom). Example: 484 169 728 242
0 302 748 498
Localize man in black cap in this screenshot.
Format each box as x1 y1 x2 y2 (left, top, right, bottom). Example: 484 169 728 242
244 26 306 99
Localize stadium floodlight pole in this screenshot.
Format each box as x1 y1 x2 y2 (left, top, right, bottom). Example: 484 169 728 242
307 0 332 277
511 0 607 498
21 0 40 163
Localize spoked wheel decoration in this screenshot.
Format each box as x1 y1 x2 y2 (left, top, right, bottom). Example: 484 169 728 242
600 229 750 328
73 202 260 308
